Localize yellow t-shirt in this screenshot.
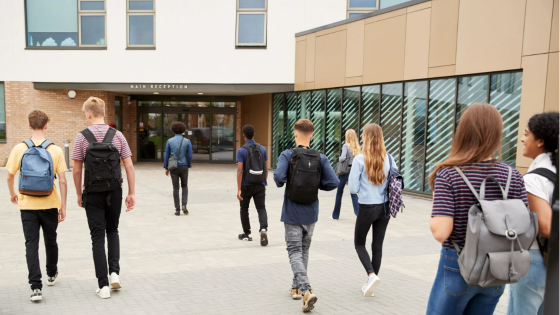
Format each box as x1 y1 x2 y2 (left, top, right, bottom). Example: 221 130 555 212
5 140 67 210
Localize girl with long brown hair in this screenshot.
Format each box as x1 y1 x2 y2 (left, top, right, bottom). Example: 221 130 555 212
349 123 395 297
331 129 360 219
426 103 528 314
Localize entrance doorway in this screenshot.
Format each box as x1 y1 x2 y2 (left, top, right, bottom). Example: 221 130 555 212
137 99 237 163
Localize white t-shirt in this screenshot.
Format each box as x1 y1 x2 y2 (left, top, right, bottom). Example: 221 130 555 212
524 153 556 249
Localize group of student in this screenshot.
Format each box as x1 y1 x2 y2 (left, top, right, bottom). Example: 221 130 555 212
5 96 558 315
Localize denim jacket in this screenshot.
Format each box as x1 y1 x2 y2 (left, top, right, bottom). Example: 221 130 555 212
163 135 193 169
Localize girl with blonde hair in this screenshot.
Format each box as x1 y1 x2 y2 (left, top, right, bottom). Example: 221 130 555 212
349 123 395 297
331 129 360 219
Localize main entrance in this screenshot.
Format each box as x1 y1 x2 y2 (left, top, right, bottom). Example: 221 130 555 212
136 99 237 163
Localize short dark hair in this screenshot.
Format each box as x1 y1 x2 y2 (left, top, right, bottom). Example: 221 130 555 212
528 112 559 167
171 121 187 134
243 124 255 139
28 110 50 130
294 119 314 134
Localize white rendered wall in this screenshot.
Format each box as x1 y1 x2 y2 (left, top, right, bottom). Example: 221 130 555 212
0 0 347 84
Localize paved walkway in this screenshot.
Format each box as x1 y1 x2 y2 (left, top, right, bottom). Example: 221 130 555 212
0 163 508 314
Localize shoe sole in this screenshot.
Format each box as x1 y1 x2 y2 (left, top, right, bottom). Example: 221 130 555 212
47 280 56 286
302 296 317 312
30 296 42 302
260 232 268 246
96 293 111 299
183 211 188 215
364 278 380 297
110 282 121 290
175 213 180 216
292 295 302 300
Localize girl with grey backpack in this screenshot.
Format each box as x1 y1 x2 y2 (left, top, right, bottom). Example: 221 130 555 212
426 104 532 315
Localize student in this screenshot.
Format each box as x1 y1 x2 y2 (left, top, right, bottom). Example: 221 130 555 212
72 97 136 299
273 119 339 313
426 103 528 315
163 121 193 216
236 124 269 246
508 112 559 315
5 110 68 302
332 129 360 219
348 123 394 297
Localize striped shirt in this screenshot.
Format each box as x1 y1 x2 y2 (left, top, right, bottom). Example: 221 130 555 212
431 161 528 249
71 124 132 161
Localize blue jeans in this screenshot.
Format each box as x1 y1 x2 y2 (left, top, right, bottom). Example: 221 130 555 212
426 248 505 315
507 249 546 315
331 172 359 219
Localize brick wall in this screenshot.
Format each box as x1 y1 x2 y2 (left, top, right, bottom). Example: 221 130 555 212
0 82 137 167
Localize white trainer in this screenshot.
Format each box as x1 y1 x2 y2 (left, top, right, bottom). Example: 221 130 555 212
363 274 380 297
96 286 111 299
110 272 121 290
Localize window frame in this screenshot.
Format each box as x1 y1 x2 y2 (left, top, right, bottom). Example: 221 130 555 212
347 0 377 19
126 0 156 48
78 0 107 48
236 0 267 47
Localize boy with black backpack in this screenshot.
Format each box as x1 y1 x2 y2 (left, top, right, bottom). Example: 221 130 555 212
273 119 339 313
6 110 68 302
71 97 136 299
236 124 269 246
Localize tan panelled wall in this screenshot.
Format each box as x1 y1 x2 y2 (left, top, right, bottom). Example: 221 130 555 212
241 93 272 169
294 0 559 172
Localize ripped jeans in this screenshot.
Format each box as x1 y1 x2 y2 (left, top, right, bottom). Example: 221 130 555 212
285 223 315 295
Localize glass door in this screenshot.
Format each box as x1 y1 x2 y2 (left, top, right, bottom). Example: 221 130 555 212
211 114 235 161
187 113 211 161
138 112 162 160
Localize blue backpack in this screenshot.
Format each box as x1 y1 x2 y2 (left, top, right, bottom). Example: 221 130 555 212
18 140 55 197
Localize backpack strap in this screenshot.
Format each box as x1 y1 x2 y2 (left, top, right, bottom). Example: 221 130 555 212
39 140 53 149
177 137 184 157
504 166 513 198
102 127 117 144
453 166 480 201
23 139 35 148
81 128 97 144
480 176 506 200
528 168 557 183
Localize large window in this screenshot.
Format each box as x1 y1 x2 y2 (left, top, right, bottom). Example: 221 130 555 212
127 0 156 48
347 0 377 18
25 0 105 48
0 82 5 142
236 0 267 47
272 71 523 195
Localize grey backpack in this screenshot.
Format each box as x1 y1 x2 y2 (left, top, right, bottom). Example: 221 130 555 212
452 166 538 288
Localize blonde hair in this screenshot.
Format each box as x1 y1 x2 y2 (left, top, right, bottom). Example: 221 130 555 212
345 129 360 157
362 123 386 185
82 96 105 118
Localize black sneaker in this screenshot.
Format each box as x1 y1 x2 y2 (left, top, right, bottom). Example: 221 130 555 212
47 272 58 286
182 205 189 215
175 210 180 216
238 233 252 241
30 289 42 302
260 229 268 246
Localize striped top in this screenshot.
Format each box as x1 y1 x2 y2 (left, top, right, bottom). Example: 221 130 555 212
71 124 132 161
431 161 528 249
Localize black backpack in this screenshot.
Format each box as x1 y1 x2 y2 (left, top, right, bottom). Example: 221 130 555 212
287 146 322 204
243 143 266 184
81 127 123 193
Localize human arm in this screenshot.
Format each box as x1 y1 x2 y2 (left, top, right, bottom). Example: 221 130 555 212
348 158 360 194
187 141 193 168
430 169 455 243
72 160 83 207
528 193 552 238
319 155 339 191
273 152 289 187
5 146 21 204
7 173 17 204
163 141 170 170
123 157 135 212
339 144 347 162
57 172 67 222
237 162 244 201
430 217 454 243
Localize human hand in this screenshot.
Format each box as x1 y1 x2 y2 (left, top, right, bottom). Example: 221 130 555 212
125 194 135 212
77 195 83 207
10 193 18 204
165 169 170 176
58 207 66 223
237 190 243 201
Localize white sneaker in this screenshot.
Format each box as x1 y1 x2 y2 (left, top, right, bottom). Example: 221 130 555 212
110 272 121 290
363 274 380 297
96 286 111 299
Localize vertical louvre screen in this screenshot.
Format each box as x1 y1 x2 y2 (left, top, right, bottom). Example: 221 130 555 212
425 79 456 192
380 83 403 167
361 85 380 144
401 81 427 192
272 94 284 167
285 93 299 149
326 89 342 166
342 87 360 144
457 75 488 122
300 91 311 120
490 72 523 166
310 90 326 152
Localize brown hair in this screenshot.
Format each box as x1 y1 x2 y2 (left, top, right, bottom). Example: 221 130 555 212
28 110 50 130
362 123 386 185
171 121 187 134
428 103 503 190
82 96 105 118
294 119 314 134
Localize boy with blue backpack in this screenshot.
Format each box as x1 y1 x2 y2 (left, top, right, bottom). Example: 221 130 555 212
5 110 68 302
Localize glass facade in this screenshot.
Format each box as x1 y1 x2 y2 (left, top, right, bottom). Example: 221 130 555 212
271 71 523 195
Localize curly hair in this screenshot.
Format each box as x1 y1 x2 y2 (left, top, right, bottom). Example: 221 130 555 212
171 121 186 134
528 112 559 167
242 124 255 139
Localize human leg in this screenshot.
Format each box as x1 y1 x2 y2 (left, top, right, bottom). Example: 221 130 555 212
507 249 546 315
354 204 375 275
85 192 109 289
179 166 189 208
39 209 59 278
285 223 310 291
20 211 42 290
239 186 253 236
331 173 349 219
106 189 122 277
370 203 390 275
170 169 181 211
464 286 504 315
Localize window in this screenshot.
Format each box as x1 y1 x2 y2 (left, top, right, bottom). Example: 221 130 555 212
115 97 123 132
379 0 412 10
347 0 377 19
79 0 106 47
127 0 156 48
26 0 78 47
0 82 5 142
236 0 267 47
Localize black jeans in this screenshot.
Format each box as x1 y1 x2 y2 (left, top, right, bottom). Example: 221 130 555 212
21 209 59 290
84 189 122 288
239 185 268 235
170 166 189 210
354 202 390 275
